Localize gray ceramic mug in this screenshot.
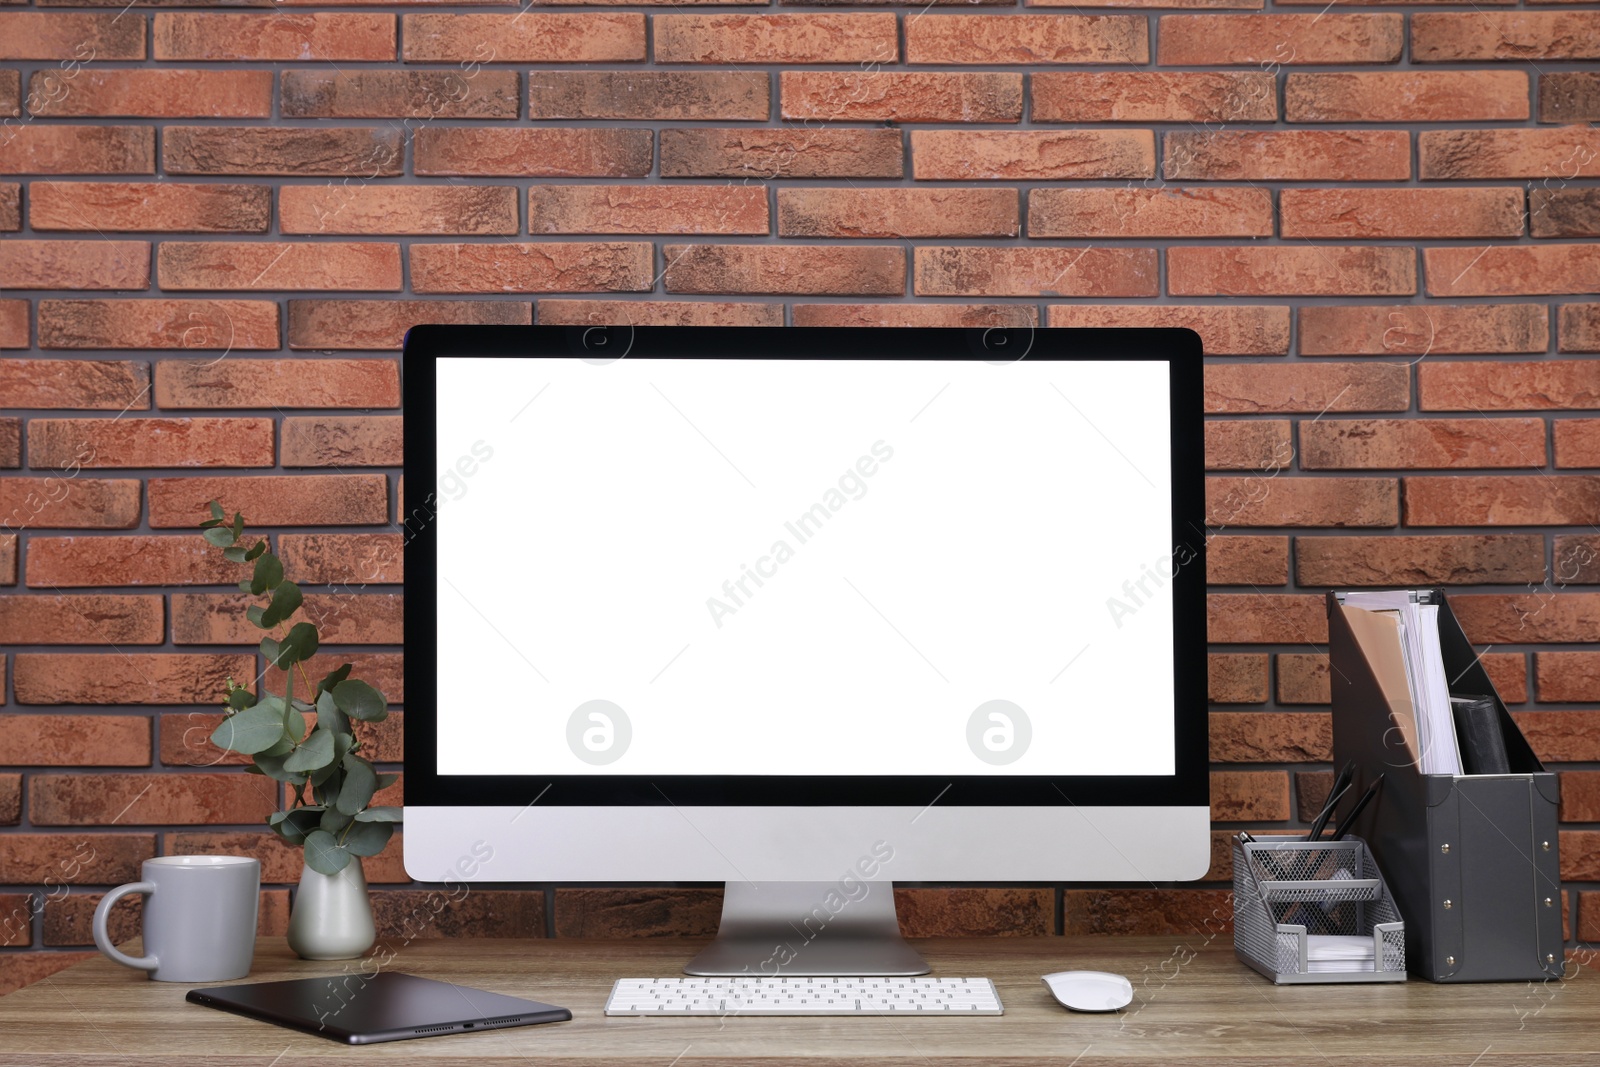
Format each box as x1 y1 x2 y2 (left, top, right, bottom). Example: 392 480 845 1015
93 856 260 982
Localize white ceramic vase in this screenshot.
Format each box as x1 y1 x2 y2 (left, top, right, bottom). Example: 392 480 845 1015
286 860 375 961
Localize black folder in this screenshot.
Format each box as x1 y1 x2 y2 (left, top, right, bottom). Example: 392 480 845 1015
1328 590 1563 983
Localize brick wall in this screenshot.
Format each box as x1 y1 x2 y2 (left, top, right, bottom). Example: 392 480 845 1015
2 0 1598 993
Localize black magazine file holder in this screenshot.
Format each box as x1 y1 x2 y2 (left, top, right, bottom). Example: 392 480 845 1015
1328 590 1563 983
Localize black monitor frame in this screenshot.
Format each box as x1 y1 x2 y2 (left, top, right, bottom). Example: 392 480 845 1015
403 325 1207 809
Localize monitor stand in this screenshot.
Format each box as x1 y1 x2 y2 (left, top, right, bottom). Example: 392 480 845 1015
684 881 930 976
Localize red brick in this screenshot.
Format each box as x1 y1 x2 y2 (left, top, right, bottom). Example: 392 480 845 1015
1296 535 1546 587
1285 71 1529 122
173 591 401 644
1277 654 1329 704
1421 361 1600 412
148 474 387 528
1560 773 1600 823
1209 654 1269 703
1032 71 1275 123
280 533 403 585
894 888 1052 938
1302 418 1546 470
1207 536 1289 585
1427 246 1600 298
163 127 401 177
1516 712 1600 761
793 303 1037 329
0 71 15 119
370 889 540 940
170 831 407 885
31 772 275 826
539 300 784 327
904 15 1148 65
1063 889 1232 937
1412 13 1600 62
0 300 25 348
660 128 902 179
665 245 903 296
1204 362 1408 414
1298 304 1548 357
43 888 290 946
0 240 149 290
0 775 16 825
402 13 645 63
912 130 1154 181
288 300 529 351
158 242 401 292
281 70 519 120
13 653 252 705
655 14 897 64
1483 653 1529 705
280 185 518 236
1031 187 1270 238
532 185 769 236
1556 420 1600 467
0 478 140 529
153 13 395 61
1205 419 1292 471
261 656 403 714
414 128 651 179
29 182 270 234
30 417 274 469
1211 771 1291 821
0 127 153 175
1532 190 1600 240
1555 535 1600 583
1158 14 1402 65
1405 476 1600 526
1207 477 1398 528
1540 72 1600 124
281 416 401 467
1453 593 1600 644
779 188 1016 239
1540 654 1600 702
37 299 278 350
155 358 399 408
0 360 149 410
1166 130 1409 182
0 184 15 231
780 71 1021 123
554 888 722 939
1561 305 1600 353
1208 594 1328 643
1211 712 1330 762
0 13 144 60
1048 305 1289 356
1419 129 1600 179
1282 188 1523 240
529 71 768 121
0 534 13 583
26 535 239 588
915 247 1156 299
0 953 96 996
0 418 18 468
411 242 653 295
1170 247 1416 297
0 834 156 885
28 69 271 118
5 714 151 766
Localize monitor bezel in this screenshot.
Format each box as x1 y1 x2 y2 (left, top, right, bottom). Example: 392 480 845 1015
402 325 1208 808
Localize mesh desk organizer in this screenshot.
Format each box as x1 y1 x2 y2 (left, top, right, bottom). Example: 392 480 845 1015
1234 836 1406 984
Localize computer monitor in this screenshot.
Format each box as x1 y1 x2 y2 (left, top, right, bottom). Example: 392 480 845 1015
404 326 1209 976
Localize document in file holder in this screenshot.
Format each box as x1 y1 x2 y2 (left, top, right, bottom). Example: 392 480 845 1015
1339 592 1463 776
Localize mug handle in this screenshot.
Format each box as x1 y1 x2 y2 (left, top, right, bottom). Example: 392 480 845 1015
93 882 159 972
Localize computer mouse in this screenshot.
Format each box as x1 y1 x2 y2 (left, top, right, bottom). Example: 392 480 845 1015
1041 970 1134 1013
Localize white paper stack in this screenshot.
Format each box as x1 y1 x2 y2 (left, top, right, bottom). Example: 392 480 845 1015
1306 934 1377 973
1342 592 1463 776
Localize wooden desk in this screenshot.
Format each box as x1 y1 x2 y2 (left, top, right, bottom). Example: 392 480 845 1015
0 937 1592 1066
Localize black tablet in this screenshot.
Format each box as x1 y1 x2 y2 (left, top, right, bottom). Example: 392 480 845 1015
187 971 571 1045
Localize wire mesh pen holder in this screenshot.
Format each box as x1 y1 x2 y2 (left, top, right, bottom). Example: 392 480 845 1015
1233 836 1406 984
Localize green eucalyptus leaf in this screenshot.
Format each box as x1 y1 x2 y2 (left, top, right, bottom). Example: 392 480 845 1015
270 808 323 846
209 501 225 522
336 755 377 815
251 750 309 785
281 622 319 664
260 580 302 629
244 763 265 775
354 806 402 823
315 663 352 698
290 698 315 713
223 546 248 563
332 680 386 723
260 636 282 667
303 830 352 876
245 539 267 562
320 805 354 834
231 512 243 539
251 553 283 597
316 689 350 738
226 688 255 711
259 735 294 758
237 580 254 594
200 518 222 530
209 705 288 756
374 773 399 790
283 727 335 773
203 527 235 548
343 820 393 857
246 604 267 628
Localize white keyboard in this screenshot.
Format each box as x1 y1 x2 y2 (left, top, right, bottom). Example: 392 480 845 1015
605 976 1003 1016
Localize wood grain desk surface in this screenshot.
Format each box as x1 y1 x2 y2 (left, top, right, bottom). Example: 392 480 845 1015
0 936 1590 1066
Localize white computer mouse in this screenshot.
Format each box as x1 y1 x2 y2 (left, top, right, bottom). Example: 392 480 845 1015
1041 970 1134 1012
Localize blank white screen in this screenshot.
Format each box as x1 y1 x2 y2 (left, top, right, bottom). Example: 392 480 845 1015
435 357 1175 777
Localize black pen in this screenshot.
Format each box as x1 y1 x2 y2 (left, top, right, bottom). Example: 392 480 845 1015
1330 775 1385 842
